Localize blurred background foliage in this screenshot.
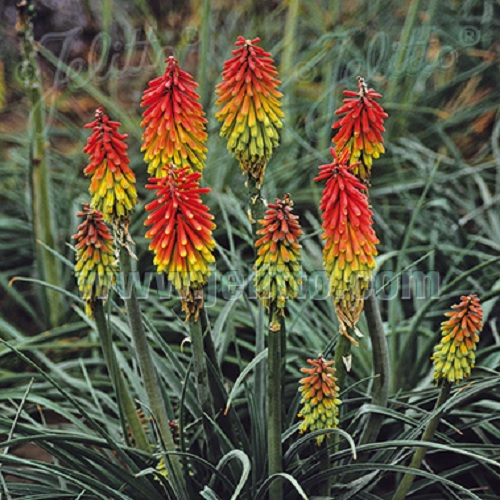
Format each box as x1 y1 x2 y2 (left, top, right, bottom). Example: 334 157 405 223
0 0 499 498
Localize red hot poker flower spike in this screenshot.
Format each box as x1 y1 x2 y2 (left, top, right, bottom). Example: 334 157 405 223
83 108 137 224
432 295 483 384
73 204 117 317
144 164 216 320
216 36 283 185
315 148 379 344
141 56 208 177
297 354 341 446
332 76 388 182
254 194 302 331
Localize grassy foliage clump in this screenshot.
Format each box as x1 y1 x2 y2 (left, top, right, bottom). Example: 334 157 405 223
1 1 499 498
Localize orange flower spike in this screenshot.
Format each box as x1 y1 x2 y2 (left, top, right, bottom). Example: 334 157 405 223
83 108 137 223
297 354 341 445
73 204 117 317
432 295 483 384
254 194 302 330
144 164 216 320
332 76 388 182
315 148 379 344
141 56 208 176
216 36 283 184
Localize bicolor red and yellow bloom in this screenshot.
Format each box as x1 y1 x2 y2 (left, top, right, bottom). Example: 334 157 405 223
216 36 283 184
83 108 137 224
432 295 483 384
332 76 388 182
141 56 207 177
315 148 379 344
254 194 302 331
73 204 117 317
298 354 341 445
144 164 216 320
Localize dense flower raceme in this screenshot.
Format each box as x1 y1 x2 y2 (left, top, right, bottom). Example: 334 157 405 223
144 164 216 320
315 148 379 344
83 108 137 225
141 56 207 177
216 36 283 184
73 204 117 317
332 76 388 182
255 194 302 331
298 354 341 446
432 295 483 384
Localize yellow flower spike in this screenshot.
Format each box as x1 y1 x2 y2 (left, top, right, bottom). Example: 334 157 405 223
432 295 483 384
298 354 341 445
315 148 379 344
254 194 302 331
216 36 283 185
73 204 117 318
83 108 137 225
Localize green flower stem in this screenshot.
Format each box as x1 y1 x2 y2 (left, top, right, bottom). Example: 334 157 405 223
267 304 283 500
333 333 352 395
247 174 267 240
248 173 268 466
392 380 452 500
359 285 390 444
93 300 151 453
333 332 352 462
17 2 63 327
119 250 186 495
189 310 219 463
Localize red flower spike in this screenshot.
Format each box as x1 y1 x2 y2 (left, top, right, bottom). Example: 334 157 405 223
141 57 208 177
315 148 379 344
144 164 216 321
254 194 302 331
83 108 137 225
332 76 388 182
216 36 284 184
73 204 117 317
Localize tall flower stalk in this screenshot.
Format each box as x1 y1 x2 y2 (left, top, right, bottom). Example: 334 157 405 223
73 207 148 450
254 194 302 500
315 148 379 345
331 77 389 442
332 76 388 183
393 295 483 500
217 38 285 454
145 163 219 462
141 56 208 177
81 111 150 452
